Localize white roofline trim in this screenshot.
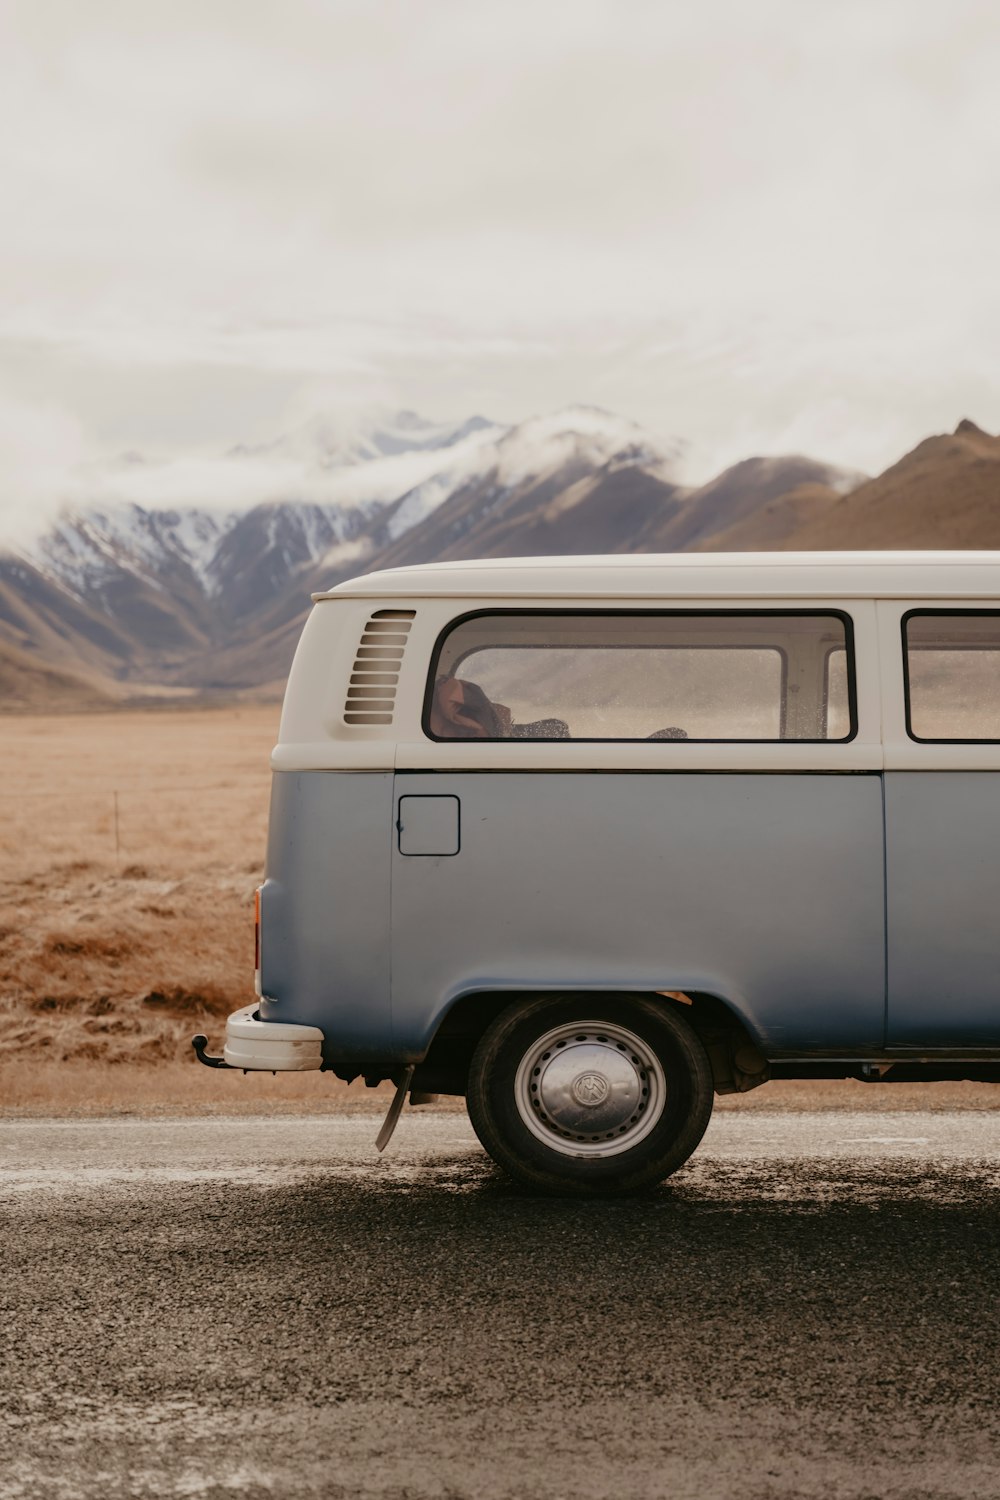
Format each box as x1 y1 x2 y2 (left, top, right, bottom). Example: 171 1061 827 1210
313 552 1000 603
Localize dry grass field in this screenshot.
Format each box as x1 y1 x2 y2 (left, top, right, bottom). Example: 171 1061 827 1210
0 707 401 1114
2 705 998 1118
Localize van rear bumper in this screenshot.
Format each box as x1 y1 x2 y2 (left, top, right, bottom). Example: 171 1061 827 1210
223 1003 324 1071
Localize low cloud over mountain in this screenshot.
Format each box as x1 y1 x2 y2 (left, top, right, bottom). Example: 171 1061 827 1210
2 405 997 709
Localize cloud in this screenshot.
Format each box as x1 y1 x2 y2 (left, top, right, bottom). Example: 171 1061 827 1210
0 392 92 544
0 0 998 503
93 432 498 515
0 394 508 543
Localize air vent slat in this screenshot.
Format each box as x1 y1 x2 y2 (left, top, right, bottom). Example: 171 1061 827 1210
344 609 415 728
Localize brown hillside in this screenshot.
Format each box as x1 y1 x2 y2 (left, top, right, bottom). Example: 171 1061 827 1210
762 420 1000 550
635 456 858 551
0 561 134 681
701 482 845 550
0 637 114 711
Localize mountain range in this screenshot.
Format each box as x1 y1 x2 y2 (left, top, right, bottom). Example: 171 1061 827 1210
1 406 997 709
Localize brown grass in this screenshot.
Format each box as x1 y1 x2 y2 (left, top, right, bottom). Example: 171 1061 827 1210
4 706 1000 1118
0 708 277 1083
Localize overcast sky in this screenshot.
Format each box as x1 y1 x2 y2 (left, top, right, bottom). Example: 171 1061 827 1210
2 0 999 536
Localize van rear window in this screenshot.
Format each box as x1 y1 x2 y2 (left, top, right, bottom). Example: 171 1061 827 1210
904 611 1000 742
426 611 855 742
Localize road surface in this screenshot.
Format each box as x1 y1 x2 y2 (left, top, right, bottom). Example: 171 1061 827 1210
2 1110 1000 1499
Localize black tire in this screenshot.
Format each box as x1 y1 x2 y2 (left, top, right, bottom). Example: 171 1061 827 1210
466 994 714 1196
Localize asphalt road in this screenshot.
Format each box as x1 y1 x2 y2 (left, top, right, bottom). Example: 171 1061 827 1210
3 1110 1000 1500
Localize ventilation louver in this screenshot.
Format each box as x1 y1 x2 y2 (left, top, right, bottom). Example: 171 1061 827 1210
343 609 416 726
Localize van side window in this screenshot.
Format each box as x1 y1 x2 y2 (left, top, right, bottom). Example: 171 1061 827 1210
904 611 1000 742
427 611 855 742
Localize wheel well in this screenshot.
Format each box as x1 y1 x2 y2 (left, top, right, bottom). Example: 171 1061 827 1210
412 989 769 1097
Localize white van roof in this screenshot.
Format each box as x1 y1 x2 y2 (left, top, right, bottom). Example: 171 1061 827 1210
314 552 1000 602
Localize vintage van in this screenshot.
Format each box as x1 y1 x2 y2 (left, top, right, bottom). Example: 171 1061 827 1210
195 552 1000 1194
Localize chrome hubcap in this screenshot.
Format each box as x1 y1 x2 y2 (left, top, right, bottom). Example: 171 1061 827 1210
514 1021 666 1158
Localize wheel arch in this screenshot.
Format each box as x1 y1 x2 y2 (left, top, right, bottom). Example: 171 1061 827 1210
412 986 770 1097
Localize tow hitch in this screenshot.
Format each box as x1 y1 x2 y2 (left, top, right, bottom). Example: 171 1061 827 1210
191 1034 232 1069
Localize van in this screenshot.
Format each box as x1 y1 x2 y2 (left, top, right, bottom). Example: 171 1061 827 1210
194 552 1000 1195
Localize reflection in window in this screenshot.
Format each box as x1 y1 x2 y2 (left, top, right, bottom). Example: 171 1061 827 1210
428 612 853 742
905 613 1000 741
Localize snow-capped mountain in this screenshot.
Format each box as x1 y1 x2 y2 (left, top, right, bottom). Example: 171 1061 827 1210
247 409 500 468
382 405 672 545
367 406 683 572
13 405 675 635
28 504 235 595
204 500 383 623
12 409 513 640
0 402 868 705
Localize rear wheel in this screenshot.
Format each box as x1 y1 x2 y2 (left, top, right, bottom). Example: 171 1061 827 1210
466 995 714 1195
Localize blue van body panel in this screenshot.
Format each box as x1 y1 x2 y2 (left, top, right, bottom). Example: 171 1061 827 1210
390 772 886 1057
259 770 887 1065
258 771 393 1064
885 772 1000 1047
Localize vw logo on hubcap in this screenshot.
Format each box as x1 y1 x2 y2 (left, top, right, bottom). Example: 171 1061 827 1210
570 1071 610 1107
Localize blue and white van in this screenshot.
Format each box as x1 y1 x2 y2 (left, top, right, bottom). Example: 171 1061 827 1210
196 552 1000 1194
